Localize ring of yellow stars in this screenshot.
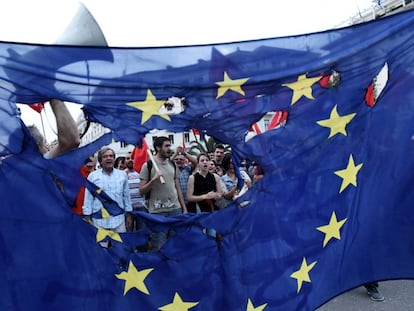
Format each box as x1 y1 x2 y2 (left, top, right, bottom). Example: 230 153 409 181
216 71 249 99
126 89 171 124
115 261 154 296
290 257 317 293
282 73 321 105
334 154 363 193
316 105 356 138
246 298 268 311
96 226 122 243
158 292 199 311
316 211 347 247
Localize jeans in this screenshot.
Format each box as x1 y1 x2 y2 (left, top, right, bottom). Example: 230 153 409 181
150 208 182 252
132 206 148 232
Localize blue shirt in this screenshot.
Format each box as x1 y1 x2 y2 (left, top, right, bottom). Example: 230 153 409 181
83 168 132 229
178 164 192 203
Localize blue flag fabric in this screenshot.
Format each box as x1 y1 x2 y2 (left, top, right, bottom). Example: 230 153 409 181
1 10 414 310
84 179 125 219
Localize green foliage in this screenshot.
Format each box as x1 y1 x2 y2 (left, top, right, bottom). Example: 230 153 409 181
188 136 230 156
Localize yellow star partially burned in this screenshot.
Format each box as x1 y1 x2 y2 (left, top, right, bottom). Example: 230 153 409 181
317 211 347 247
216 71 249 99
126 89 171 124
282 73 321 105
115 261 153 296
96 226 122 243
246 298 268 311
316 105 356 138
334 154 363 193
290 257 317 293
159 292 199 311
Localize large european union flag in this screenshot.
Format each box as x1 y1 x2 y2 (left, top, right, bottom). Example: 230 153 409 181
0 9 414 310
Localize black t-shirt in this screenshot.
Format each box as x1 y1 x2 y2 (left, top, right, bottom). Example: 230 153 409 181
188 172 218 213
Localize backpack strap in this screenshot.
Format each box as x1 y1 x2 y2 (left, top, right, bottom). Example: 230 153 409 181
144 159 176 200
145 160 153 200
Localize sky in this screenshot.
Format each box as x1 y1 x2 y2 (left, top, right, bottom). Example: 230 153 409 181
0 0 376 141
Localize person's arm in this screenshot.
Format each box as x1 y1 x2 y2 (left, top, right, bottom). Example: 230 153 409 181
175 178 187 213
222 177 237 200
172 146 197 170
139 164 163 196
183 151 197 169
186 175 196 202
187 175 222 202
122 172 134 230
83 175 94 223
241 171 252 188
122 172 132 212
214 175 223 199
48 99 80 159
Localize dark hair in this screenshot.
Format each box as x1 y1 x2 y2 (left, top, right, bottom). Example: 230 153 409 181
97 147 115 164
214 144 225 151
222 153 233 171
153 136 170 153
197 153 210 162
114 156 126 168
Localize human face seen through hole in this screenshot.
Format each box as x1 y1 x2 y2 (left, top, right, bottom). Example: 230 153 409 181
174 155 186 168
158 141 172 159
214 148 224 163
101 150 115 171
126 154 134 169
198 154 210 172
208 160 216 173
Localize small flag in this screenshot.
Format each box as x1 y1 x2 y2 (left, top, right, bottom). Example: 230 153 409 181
28 102 44 113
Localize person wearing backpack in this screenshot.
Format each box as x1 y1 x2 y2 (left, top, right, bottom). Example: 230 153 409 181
139 136 187 251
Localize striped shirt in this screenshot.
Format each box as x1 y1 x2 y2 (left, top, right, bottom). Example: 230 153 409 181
125 169 145 209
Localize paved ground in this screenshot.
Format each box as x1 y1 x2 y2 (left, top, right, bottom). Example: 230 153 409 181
317 280 414 311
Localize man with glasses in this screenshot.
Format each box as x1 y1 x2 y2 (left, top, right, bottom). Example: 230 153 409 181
172 146 197 205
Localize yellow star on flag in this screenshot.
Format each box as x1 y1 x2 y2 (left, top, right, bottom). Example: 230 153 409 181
101 207 110 219
316 105 356 138
115 261 153 296
290 257 317 293
282 73 321 105
317 211 347 247
216 71 249 99
334 154 363 193
126 89 171 124
96 226 122 243
246 298 268 311
158 292 199 311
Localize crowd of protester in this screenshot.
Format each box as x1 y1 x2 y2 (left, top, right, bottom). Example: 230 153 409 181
26 100 384 302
